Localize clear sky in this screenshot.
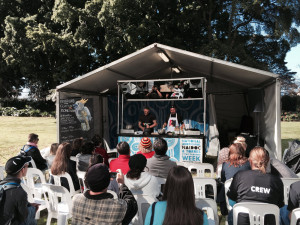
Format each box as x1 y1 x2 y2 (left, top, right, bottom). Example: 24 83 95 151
285 44 300 81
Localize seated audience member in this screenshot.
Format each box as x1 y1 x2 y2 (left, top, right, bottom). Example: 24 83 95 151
136 137 155 159
218 136 247 167
20 133 48 170
45 143 59 167
280 180 300 225
51 142 80 191
124 154 160 199
88 154 119 195
227 146 284 225
0 155 39 225
72 164 137 225
71 138 84 156
144 166 208 225
221 143 251 182
147 137 176 178
76 141 94 171
110 142 131 174
92 134 109 167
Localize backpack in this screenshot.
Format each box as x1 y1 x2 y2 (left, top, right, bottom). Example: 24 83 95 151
0 182 20 207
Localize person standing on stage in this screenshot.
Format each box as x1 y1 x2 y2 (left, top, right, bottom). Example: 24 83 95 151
163 105 184 132
138 106 157 135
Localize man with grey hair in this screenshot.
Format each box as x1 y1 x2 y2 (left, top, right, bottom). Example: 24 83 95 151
147 137 176 178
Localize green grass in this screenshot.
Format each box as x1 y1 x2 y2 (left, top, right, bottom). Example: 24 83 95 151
0 116 57 165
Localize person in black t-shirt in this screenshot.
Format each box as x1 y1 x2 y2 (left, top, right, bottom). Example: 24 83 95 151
227 146 284 225
138 106 157 134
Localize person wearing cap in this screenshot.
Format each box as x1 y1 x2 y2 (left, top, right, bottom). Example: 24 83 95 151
72 164 137 225
136 137 155 159
0 155 39 225
138 106 157 135
146 137 176 179
110 141 131 174
20 133 48 171
162 105 184 132
125 154 160 199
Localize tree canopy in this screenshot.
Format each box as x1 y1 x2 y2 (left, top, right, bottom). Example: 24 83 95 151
0 0 299 99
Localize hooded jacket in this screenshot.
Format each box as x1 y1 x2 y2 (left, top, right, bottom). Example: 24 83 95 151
124 172 160 199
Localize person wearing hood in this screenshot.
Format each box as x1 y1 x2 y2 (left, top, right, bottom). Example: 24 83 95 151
147 138 176 179
124 154 160 199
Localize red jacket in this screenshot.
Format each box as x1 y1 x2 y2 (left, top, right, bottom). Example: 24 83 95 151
94 147 109 167
109 155 130 174
136 151 155 159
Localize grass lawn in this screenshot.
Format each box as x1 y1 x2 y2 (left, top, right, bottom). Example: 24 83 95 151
0 116 57 165
0 117 299 225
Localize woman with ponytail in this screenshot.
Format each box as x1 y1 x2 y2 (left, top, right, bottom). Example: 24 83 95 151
227 146 284 225
144 166 208 225
124 154 160 199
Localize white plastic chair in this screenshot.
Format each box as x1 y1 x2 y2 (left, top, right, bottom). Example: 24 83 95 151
195 198 219 225
217 164 222 179
30 158 37 168
25 168 47 198
42 184 72 225
0 166 4 180
50 172 80 197
281 178 300 205
76 171 86 192
188 163 215 178
156 177 166 194
133 194 157 225
233 202 280 225
21 183 47 219
224 178 233 211
193 178 217 200
290 208 300 225
107 190 118 199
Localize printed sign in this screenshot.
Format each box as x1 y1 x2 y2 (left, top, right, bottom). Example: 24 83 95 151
180 139 203 162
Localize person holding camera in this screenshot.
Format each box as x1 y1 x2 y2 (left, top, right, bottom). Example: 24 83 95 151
72 164 138 225
146 85 163 99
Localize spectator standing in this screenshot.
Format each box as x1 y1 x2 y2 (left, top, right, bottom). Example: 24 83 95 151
124 154 160 199
110 142 131 174
76 141 94 171
144 166 208 225
92 134 109 167
72 164 137 225
20 133 47 170
136 137 155 159
147 137 176 178
0 155 39 225
51 142 80 191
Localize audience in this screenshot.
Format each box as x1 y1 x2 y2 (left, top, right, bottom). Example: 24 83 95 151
147 137 176 178
0 155 39 225
110 142 131 174
50 142 80 191
87 153 119 195
72 164 137 224
136 137 154 159
45 143 59 167
76 141 94 171
144 166 208 225
71 138 84 157
227 146 284 225
92 134 109 167
20 133 48 170
124 154 160 199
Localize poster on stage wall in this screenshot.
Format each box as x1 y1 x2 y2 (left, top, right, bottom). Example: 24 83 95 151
180 138 203 162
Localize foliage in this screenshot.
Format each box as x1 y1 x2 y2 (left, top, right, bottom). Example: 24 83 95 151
0 105 55 117
281 111 300 122
281 95 300 112
0 0 299 99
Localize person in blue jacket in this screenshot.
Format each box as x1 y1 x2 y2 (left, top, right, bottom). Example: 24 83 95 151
145 166 208 225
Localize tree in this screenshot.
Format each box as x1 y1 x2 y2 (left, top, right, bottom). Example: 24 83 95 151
0 0 299 99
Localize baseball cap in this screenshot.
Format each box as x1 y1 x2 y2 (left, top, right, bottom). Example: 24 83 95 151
5 155 31 175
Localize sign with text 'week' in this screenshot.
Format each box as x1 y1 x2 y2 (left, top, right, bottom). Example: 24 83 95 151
180 139 203 162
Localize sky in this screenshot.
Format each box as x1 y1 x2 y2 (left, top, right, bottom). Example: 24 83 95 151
285 44 300 81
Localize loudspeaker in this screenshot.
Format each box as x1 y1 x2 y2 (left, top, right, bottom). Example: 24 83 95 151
248 89 264 112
